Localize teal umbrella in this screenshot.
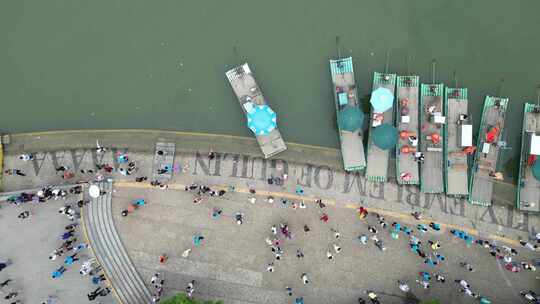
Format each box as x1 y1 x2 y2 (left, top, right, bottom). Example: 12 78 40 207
338 106 364 131
370 87 394 113
372 123 398 150
532 159 540 181
247 105 277 135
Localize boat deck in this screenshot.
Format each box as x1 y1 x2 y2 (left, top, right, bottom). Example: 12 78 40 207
366 72 396 182
517 103 540 212
226 63 287 159
396 76 420 185
420 84 445 193
469 96 508 206
445 88 469 196
330 57 365 171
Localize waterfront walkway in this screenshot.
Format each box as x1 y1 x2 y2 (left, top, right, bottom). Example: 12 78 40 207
0 130 538 303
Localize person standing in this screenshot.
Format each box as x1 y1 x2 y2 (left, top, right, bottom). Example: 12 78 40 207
301 273 309 284
186 280 195 298
398 280 410 292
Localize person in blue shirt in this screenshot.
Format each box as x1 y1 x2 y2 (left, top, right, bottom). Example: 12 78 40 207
52 266 66 279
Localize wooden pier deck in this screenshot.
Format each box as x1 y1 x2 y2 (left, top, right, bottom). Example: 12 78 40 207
517 103 540 212
419 84 445 193
396 76 420 185
445 88 469 196
225 63 287 159
469 96 508 206
330 57 366 171
366 72 396 182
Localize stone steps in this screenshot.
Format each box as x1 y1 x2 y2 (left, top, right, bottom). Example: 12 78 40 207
84 181 152 304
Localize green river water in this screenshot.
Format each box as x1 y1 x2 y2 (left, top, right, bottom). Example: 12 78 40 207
1 1 540 180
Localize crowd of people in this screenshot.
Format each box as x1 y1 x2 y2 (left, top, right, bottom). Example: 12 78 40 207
2 145 539 304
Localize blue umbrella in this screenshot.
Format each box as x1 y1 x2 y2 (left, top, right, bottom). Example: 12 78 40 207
247 105 277 135
338 106 365 132
532 159 540 181
372 123 398 150
370 87 394 113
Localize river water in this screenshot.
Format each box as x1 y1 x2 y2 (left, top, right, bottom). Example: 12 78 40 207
1 1 540 180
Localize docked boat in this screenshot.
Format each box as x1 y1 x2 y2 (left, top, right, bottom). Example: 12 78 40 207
444 88 472 196
469 96 509 206
419 83 445 193
366 72 397 182
516 101 540 212
396 76 420 185
330 57 366 171
225 63 287 159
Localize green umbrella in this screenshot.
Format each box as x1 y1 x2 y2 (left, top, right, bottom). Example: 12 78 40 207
338 106 364 132
372 123 398 150
532 159 540 181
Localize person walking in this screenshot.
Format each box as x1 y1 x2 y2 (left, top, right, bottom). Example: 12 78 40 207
4 291 18 300
4 169 26 176
64 253 79 265
192 233 205 246
266 263 275 272
454 279 470 289
17 211 30 219
182 248 192 258
296 248 304 259
0 259 13 272
459 262 474 272
285 286 293 296
301 273 309 284
0 279 12 288
367 291 380 304
52 266 66 278
326 250 334 260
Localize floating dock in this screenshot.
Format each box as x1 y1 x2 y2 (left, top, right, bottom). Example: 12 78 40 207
366 72 396 182
225 63 287 159
469 96 509 206
444 88 471 196
419 84 445 193
516 103 540 212
330 57 366 171
396 76 420 185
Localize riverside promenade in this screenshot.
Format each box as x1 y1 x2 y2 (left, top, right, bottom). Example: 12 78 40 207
0 130 539 304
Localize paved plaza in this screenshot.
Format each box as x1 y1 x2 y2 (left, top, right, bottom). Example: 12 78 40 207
0 131 539 304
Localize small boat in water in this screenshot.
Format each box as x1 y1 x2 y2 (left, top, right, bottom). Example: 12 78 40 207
444 88 472 196
419 83 445 193
366 72 397 182
330 57 366 171
516 98 540 212
469 95 509 206
225 63 287 159
396 76 420 185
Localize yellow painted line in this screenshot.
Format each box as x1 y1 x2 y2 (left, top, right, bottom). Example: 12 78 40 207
80 205 124 304
114 181 520 247
11 129 339 153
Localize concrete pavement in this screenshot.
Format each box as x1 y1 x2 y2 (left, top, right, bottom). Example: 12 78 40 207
0 130 539 303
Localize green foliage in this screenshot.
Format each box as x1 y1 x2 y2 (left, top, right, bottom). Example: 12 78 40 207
161 293 223 304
